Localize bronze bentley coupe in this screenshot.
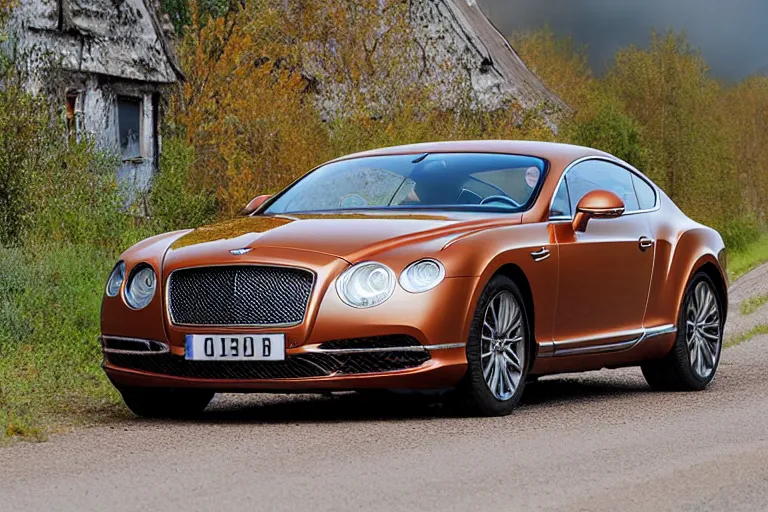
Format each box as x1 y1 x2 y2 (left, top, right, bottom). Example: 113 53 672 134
101 141 728 417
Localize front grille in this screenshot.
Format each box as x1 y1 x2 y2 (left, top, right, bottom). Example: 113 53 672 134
168 266 314 326
319 336 422 351
107 349 430 380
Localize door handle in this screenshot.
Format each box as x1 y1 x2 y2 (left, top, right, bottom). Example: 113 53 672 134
638 236 654 251
531 247 551 262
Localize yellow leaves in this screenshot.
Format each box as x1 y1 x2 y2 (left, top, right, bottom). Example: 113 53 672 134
170 2 331 217
166 4 765 238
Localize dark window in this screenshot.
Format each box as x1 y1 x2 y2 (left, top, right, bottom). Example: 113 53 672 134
550 180 571 217
117 97 141 160
65 90 78 138
632 173 657 210
566 160 640 212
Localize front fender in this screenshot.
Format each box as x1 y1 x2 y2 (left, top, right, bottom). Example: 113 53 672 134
100 230 192 342
439 223 558 350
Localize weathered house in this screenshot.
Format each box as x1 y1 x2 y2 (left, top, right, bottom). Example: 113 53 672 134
6 0 182 192
3 0 560 195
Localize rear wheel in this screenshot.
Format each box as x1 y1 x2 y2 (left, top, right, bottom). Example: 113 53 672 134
642 272 723 391
456 275 530 416
119 387 215 418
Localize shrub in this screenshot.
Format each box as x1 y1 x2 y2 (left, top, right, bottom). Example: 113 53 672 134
566 100 647 169
148 136 217 232
720 217 763 253
0 86 133 250
0 245 124 439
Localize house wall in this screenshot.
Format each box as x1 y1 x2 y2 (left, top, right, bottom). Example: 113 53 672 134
66 75 160 194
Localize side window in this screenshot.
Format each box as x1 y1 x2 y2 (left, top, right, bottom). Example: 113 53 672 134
631 173 657 210
550 180 571 217
565 160 640 212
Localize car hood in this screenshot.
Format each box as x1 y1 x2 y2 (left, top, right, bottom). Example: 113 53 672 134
166 211 522 263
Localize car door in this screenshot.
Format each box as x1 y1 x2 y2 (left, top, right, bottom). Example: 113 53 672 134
549 159 655 355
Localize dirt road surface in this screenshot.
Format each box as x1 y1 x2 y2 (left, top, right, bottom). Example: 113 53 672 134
2 265 768 512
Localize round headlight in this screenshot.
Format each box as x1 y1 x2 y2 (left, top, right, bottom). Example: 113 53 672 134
336 262 396 308
106 261 125 297
124 264 157 310
399 259 445 293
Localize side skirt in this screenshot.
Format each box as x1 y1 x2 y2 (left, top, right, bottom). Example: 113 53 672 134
540 324 677 358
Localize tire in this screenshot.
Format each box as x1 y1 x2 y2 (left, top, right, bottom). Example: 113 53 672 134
455 274 530 416
119 387 215 418
642 271 724 391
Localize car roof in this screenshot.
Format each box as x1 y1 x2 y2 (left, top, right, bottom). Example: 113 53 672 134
330 140 612 167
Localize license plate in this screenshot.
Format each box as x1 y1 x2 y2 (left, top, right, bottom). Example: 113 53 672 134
185 334 285 361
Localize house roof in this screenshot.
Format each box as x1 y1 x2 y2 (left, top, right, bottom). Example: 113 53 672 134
10 0 182 84
444 0 565 109
412 0 565 112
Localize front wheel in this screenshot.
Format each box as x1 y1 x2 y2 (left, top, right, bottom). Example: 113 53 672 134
456 275 530 416
119 387 215 418
642 272 724 391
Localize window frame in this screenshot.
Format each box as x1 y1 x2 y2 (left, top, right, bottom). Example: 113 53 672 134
116 95 144 162
548 156 659 221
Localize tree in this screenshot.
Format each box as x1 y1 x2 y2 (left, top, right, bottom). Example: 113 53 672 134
606 31 740 229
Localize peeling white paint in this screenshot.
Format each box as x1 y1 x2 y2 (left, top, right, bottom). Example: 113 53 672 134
6 0 180 194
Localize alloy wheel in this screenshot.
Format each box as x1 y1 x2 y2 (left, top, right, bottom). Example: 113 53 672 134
481 291 525 400
685 281 722 379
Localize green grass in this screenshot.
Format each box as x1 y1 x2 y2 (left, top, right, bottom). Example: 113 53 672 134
741 294 768 316
0 245 128 443
728 233 768 282
726 324 768 348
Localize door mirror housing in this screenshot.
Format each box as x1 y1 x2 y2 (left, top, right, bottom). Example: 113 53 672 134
572 190 625 232
242 194 273 215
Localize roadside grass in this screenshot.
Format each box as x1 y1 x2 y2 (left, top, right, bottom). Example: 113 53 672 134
726 324 768 348
741 294 768 316
0 245 128 443
728 234 768 282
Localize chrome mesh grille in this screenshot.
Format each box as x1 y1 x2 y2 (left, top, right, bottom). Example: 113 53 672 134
168 266 314 326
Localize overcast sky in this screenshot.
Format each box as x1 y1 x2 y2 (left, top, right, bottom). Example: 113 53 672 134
479 0 768 81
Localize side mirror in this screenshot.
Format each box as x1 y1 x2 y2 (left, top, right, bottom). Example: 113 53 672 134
572 190 625 232
242 194 273 216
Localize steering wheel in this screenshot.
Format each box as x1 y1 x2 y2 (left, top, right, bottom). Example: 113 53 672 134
480 195 520 208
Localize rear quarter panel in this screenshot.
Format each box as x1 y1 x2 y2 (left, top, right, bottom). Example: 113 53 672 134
644 193 728 333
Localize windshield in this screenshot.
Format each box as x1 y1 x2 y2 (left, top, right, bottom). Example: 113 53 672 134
265 153 547 215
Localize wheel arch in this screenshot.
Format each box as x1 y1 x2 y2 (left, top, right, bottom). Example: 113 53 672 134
646 225 728 329
483 263 538 371
689 258 729 320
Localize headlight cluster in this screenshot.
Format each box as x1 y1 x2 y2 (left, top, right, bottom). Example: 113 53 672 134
399 259 446 293
336 259 445 308
105 262 157 310
336 262 396 308
105 261 125 297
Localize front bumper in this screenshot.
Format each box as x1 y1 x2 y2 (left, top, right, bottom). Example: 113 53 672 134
101 275 480 391
102 338 468 391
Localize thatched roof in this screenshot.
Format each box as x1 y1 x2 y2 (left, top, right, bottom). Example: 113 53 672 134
9 0 182 84
414 0 566 111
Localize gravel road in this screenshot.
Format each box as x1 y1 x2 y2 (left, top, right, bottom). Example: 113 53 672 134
2 266 768 512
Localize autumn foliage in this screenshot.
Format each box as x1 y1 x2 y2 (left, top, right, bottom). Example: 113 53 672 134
166 2 767 247
167 0 555 219
514 29 767 245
